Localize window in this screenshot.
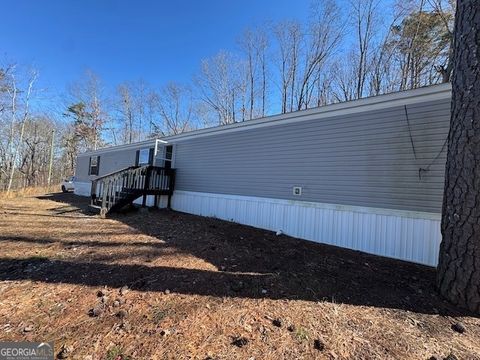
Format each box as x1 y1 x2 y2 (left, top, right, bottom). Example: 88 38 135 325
89 156 100 176
138 148 150 165
136 148 154 166
165 145 173 169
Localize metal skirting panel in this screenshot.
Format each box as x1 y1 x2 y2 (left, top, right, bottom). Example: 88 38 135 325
74 182 91 197
132 195 169 208
172 190 441 267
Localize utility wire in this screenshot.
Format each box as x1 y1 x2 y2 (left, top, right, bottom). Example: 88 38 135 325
404 104 448 180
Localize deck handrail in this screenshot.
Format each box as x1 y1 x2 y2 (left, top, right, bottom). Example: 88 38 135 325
91 165 138 182
90 165 175 216
90 165 145 200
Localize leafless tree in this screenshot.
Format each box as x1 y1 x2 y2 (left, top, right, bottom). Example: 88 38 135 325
331 57 358 101
18 116 57 187
239 29 257 120
4 67 38 193
67 70 108 151
117 83 136 144
156 82 196 135
255 29 269 117
296 0 343 110
350 0 381 99
238 26 270 119
273 20 303 113
195 51 247 125
368 16 403 96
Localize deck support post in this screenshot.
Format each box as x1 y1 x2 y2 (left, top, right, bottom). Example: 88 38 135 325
142 166 152 207
167 168 175 210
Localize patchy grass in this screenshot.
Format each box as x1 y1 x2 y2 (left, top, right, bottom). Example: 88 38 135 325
0 193 479 359
151 306 169 324
294 327 310 342
105 346 131 360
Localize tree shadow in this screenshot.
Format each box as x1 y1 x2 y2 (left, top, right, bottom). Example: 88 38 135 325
25 192 474 318
0 234 166 248
35 193 94 216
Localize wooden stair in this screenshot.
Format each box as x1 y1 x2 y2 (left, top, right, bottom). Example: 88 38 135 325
89 165 175 217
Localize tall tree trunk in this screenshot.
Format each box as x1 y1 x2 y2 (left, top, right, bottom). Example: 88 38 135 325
437 0 480 313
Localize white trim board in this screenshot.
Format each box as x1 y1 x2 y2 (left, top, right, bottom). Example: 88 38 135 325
171 190 441 267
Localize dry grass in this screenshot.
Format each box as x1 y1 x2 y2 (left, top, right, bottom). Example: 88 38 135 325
0 184 61 199
0 193 479 360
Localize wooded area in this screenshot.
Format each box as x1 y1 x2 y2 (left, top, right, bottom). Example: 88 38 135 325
0 0 454 192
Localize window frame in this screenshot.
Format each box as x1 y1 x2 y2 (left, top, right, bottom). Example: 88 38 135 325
89 155 100 176
164 145 174 169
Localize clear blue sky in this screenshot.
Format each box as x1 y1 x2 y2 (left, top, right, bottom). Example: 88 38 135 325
0 0 312 96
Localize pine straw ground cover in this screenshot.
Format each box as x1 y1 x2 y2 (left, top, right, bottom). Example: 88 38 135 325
0 193 479 360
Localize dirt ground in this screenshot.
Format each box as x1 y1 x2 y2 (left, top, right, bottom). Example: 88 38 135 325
0 193 479 360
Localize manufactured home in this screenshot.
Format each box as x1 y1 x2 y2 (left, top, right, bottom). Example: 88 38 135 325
74 83 451 267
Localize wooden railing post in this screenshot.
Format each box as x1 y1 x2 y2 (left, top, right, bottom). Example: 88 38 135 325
100 179 108 218
90 179 97 205
167 168 175 209
142 166 152 207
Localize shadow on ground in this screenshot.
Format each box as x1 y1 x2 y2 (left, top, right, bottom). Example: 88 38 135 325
0 192 473 318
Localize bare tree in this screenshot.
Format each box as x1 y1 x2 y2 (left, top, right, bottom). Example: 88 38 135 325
255 29 269 117
67 70 108 150
273 20 303 113
0 65 68 190
144 90 162 138
5 67 38 193
239 29 257 120
350 0 381 99
117 83 135 144
195 51 247 125
296 0 343 110
18 116 57 187
60 122 79 176
368 16 403 96
331 57 358 101
238 26 270 119
156 82 195 135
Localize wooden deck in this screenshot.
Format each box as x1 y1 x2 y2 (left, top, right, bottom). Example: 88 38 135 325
90 165 175 216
